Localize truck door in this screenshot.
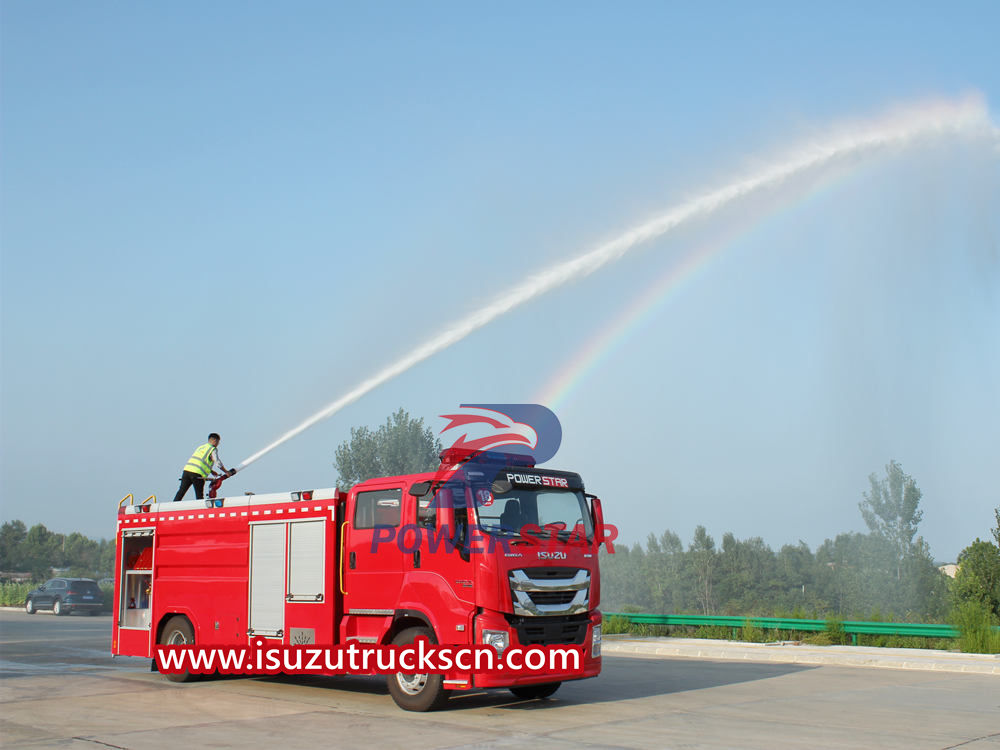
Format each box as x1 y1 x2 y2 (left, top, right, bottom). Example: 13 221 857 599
414 484 474 605
344 485 404 612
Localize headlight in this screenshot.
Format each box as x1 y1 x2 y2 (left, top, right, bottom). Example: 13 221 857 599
482 629 509 656
591 624 602 658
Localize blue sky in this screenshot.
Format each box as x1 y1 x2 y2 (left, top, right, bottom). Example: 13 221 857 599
2 1 997 561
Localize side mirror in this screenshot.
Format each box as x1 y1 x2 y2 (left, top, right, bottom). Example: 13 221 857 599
588 494 606 544
408 481 432 497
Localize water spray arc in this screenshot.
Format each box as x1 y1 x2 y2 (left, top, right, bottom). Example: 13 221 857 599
239 95 998 469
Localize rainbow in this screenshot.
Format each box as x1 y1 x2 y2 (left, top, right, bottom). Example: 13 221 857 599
535 164 870 410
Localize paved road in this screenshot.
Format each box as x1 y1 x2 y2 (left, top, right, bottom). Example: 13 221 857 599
1 611 997 749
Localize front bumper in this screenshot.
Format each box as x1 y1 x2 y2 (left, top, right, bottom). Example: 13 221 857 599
470 609 602 689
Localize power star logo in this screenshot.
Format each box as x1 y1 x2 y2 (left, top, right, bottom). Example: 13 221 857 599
438 404 562 464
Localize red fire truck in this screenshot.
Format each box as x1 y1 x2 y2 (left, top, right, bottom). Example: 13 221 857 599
112 450 607 710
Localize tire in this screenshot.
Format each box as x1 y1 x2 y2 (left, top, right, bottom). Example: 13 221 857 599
509 682 561 700
386 626 448 712
25 598 36 615
159 616 197 683
53 598 66 616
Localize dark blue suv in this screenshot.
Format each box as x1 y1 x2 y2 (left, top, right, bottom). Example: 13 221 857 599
25 578 103 616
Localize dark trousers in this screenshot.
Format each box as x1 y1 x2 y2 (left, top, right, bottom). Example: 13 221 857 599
173 471 206 502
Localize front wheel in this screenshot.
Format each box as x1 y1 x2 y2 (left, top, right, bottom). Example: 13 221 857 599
159 616 197 683
510 682 561 700
25 598 36 615
53 598 66 616
386 626 448 712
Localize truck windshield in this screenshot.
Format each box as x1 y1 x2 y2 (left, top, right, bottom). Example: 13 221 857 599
475 489 593 542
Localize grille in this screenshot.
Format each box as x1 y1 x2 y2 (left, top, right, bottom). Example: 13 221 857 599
518 567 580 579
505 613 589 646
527 590 576 605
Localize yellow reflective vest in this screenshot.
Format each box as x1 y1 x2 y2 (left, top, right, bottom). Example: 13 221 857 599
183 443 216 477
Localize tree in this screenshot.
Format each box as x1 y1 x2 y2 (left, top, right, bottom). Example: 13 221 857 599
688 526 717 615
953 539 1000 620
0 521 27 570
859 460 924 581
334 408 443 488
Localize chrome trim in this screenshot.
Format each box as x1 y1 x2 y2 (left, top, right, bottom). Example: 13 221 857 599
347 608 393 616
509 569 589 591
508 568 590 616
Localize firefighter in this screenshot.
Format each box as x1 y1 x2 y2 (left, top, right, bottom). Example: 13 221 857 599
172 433 236 502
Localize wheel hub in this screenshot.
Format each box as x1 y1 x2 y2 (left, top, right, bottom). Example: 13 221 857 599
396 672 428 695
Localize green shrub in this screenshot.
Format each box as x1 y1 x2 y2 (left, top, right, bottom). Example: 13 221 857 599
803 631 834 646
951 600 1000 654
100 583 114 613
740 620 766 642
0 583 33 606
603 614 631 634
631 623 670 637
694 625 729 640
825 617 850 645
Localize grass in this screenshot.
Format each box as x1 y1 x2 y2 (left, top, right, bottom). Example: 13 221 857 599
951 601 1000 654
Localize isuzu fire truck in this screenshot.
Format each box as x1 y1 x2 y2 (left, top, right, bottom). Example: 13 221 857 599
112 450 608 710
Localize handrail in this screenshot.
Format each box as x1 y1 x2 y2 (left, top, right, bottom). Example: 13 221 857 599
338 522 348 595
602 612 995 643
119 494 133 508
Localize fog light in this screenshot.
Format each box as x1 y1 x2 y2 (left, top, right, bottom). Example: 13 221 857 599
591 624 602 658
482 629 509 656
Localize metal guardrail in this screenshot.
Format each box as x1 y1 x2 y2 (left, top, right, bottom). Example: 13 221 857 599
604 612 974 644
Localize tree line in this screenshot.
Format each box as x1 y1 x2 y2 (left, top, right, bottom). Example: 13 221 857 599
600 461 999 628
0 520 116 581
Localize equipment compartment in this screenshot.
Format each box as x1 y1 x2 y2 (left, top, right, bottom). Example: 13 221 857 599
120 530 154 630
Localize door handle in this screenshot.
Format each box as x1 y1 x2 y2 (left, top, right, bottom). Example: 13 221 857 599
413 550 420 568
349 551 356 569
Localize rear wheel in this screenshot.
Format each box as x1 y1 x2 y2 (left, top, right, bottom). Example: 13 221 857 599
159 616 197 683
53 598 66 616
25 598 36 615
509 682 561 700
386 626 448 712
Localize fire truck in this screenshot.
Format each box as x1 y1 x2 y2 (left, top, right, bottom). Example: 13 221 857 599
112 450 607 710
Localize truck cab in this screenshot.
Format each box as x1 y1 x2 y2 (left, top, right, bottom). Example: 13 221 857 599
340 451 604 708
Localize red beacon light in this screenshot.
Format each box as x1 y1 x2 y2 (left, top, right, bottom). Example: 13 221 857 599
290 490 313 502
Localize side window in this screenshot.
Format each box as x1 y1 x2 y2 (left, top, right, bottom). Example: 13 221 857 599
448 486 471 549
417 494 436 529
51 580 66 590
354 489 402 529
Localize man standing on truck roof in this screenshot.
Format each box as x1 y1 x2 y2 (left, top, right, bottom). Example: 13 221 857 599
172 433 236 502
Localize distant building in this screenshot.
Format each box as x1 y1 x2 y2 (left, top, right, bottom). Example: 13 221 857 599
0 571 33 583
938 564 958 578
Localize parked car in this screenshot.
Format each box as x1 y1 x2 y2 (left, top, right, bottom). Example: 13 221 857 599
25 578 103 616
